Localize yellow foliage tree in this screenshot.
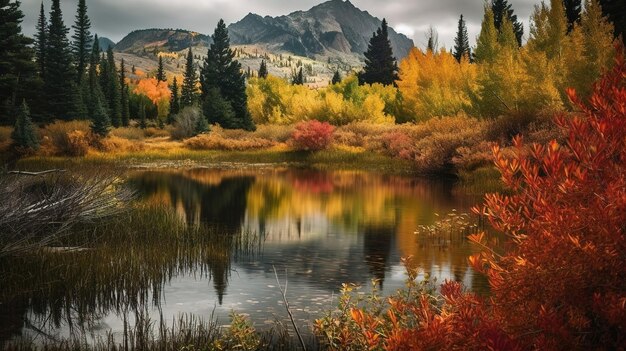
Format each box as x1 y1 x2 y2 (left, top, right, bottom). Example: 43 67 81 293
134 78 171 123
397 48 477 121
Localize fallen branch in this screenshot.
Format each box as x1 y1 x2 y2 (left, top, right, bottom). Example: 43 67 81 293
8 169 66 176
273 265 306 351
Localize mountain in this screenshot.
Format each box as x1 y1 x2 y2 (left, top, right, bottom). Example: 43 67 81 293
98 37 116 51
115 29 211 55
227 0 414 59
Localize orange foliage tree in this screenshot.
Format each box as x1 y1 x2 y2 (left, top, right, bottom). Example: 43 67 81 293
316 48 626 350
134 78 171 121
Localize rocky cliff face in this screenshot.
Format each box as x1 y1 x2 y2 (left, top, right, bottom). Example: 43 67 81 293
227 0 414 59
115 29 211 54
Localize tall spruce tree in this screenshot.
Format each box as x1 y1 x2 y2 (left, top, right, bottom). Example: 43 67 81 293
105 47 121 127
491 0 524 46
11 101 39 150
169 76 180 123
71 0 91 82
599 0 626 45
45 0 76 119
181 48 197 107
292 68 304 85
200 19 255 130
119 58 130 126
359 19 398 86
0 0 38 124
453 14 471 62
258 60 268 78
156 55 166 82
90 93 109 136
34 2 46 77
563 0 582 32
331 70 342 85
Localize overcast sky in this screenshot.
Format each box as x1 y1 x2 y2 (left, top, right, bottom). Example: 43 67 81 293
20 0 539 50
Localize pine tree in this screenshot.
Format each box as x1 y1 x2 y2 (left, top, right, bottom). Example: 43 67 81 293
426 26 438 52
90 93 110 136
105 48 121 127
139 101 147 129
87 36 104 119
453 14 471 62
181 48 197 107
258 60 268 78
563 0 582 32
169 76 180 123
71 0 92 82
331 70 342 85
119 58 130 126
156 55 166 82
91 34 101 66
202 87 235 128
292 68 304 85
0 0 39 124
599 0 626 45
359 19 398 86
491 0 524 46
44 0 76 119
34 2 46 77
200 19 255 130
11 101 39 150
195 112 209 134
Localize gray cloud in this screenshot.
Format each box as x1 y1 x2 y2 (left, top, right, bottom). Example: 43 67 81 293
20 0 539 50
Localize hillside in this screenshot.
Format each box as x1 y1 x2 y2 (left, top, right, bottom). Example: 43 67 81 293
115 29 211 55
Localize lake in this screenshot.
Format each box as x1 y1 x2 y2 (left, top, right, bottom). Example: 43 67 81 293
0 167 490 347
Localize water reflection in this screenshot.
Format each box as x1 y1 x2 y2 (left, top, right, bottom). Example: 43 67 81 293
1 167 488 346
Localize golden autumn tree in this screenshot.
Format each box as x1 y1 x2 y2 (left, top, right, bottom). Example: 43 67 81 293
397 48 476 121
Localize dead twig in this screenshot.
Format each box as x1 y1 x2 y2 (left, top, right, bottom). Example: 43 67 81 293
8 169 66 176
273 265 306 351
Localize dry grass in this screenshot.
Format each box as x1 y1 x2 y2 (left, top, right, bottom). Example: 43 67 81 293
0 126 12 153
184 133 275 151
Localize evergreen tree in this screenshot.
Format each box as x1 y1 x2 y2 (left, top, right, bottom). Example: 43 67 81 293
87 36 104 119
11 101 39 150
105 48 121 127
331 70 342 85
90 93 110 136
426 26 438 52
34 2 46 77
91 34 101 66
181 48 197 107
453 14 471 62
139 101 147 129
202 87 235 128
169 76 180 123
258 59 268 78
200 19 255 130
71 0 91 82
359 19 398 86
119 58 130 126
491 0 524 46
599 0 626 45
44 0 76 119
0 0 38 124
563 0 582 32
292 68 304 85
156 55 166 82
195 112 209 134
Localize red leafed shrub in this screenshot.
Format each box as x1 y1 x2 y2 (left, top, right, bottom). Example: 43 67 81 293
290 120 335 151
471 48 626 349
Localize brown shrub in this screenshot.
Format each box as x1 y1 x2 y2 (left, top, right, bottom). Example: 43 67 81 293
97 136 146 153
110 127 145 141
143 127 170 138
184 133 275 151
0 126 12 152
40 120 92 156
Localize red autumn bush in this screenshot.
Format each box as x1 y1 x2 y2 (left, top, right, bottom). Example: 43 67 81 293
470 48 626 350
317 48 626 350
290 120 335 151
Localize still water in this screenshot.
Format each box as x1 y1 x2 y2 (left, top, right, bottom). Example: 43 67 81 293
0 167 489 345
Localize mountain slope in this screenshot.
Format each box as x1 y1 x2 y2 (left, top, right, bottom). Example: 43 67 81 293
115 29 211 55
227 0 414 59
98 37 116 51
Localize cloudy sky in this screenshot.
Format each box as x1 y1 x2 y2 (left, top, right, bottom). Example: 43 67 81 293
20 0 539 50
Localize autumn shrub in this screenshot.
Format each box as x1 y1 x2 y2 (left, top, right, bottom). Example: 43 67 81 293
97 136 146 153
0 126 13 152
143 127 170 138
290 120 335 151
469 49 626 350
171 106 205 140
183 133 274 151
110 127 145 141
40 120 92 156
251 124 294 143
